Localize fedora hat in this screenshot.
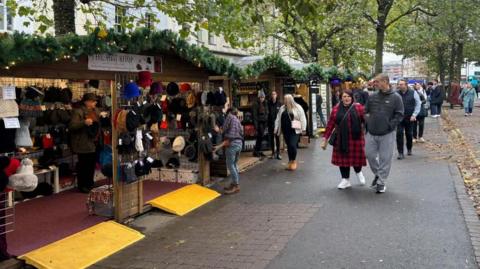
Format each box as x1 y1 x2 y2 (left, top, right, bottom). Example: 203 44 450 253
172 136 186 153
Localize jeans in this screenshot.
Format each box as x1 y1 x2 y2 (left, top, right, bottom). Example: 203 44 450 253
396 118 413 153
268 125 280 156
77 152 96 189
284 133 300 161
431 104 441 116
225 143 242 185
464 99 474 114
339 166 362 179
317 111 326 127
413 117 425 139
254 122 267 153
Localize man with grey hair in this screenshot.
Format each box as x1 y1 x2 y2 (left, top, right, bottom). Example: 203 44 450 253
365 74 404 193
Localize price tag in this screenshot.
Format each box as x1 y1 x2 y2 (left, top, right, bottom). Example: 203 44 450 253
2 86 16 100
176 114 182 121
161 95 167 101
119 139 123 145
146 133 153 140
162 114 167 121
3 118 20 129
147 157 154 163
143 100 147 105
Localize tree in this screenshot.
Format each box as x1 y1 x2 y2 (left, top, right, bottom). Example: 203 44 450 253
52 0 76 35
363 0 435 74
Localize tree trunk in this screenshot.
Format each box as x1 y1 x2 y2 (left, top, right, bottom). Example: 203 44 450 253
332 48 340 66
52 0 76 36
455 42 464 81
436 45 447 86
447 41 456 92
374 26 386 74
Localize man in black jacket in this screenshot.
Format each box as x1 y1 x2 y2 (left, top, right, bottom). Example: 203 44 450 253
395 79 421 160
268 91 282 159
365 74 404 193
253 90 269 157
429 79 444 118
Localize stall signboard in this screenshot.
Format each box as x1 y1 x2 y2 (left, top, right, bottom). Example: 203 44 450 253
311 93 317 131
320 84 329 117
88 53 161 73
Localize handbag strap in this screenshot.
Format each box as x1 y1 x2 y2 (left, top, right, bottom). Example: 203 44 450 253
330 103 355 136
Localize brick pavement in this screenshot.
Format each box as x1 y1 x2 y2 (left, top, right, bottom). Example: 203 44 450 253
92 203 320 269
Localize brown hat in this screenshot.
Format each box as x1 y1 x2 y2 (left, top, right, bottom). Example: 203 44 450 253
116 110 129 133
82 93 98 102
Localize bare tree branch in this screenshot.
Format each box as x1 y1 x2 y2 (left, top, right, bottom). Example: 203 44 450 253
385 5 437 28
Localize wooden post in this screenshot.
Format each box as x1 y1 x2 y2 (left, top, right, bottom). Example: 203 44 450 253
111 80 122 222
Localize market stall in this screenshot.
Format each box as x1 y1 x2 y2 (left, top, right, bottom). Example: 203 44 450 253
0 28 239 256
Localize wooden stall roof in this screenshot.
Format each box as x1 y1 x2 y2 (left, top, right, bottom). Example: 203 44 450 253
0 53 211 82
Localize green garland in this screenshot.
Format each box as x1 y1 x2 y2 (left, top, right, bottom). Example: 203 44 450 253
0 28 370 83
0 28 242 79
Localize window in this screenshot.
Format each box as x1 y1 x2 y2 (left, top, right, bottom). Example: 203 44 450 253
0 0 13 32
208 32 216 45
114 6 126 32
197 30 205 44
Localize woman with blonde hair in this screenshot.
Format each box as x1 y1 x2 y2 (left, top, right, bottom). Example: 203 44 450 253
274 94 307 170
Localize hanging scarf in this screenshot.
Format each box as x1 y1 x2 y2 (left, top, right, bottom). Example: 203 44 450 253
335 102 361 154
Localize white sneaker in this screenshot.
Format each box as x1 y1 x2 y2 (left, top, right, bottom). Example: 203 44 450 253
413 138 417 143
419 137 425 143
356 172 366 185
337 179 352 189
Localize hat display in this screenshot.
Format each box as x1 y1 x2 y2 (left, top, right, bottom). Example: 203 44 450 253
168 97 187 114
151 158 163 168
126 110 141 132
123 82 141 99
8 158 38 192
166 156 180 169
115 109 129 133
19 99 43 118
15 120 33 147
166 82 180 96
186 92 197 109
179 83 192 93
143 103 163 127
184 144 197 162
149 82 164 95
4 158 20 177
172 136 186 153
25 86 44 100
138 71 153 89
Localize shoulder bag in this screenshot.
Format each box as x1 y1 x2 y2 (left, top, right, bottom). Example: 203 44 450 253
328 104 355 146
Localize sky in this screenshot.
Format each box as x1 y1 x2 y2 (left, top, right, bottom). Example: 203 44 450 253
383 52 403 64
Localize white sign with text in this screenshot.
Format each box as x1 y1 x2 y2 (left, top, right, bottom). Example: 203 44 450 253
88 53 160 72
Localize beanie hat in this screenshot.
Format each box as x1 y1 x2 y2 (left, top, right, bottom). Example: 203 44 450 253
166 156 180 169
15 120 33 147
166 82 180 96
115 109 129 133
186 92 197 108
8 158 38 192
126 110 141 132
179 83 192 93
137 71 153 89
123 82 141 99
258 90 266 98
172 136 186 153
149 82 164 95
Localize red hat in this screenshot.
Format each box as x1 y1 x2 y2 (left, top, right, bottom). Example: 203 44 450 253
4 158 20 177
179 83 192 93
137 71 153 89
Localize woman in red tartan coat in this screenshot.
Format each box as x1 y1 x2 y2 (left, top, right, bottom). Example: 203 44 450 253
322 90 367 189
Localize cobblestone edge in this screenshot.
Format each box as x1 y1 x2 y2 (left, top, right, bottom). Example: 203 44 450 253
449 162 480 266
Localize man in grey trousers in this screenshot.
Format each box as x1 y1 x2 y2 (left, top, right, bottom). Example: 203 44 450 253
365 74 404 193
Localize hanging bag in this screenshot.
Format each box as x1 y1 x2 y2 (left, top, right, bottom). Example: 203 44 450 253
328 104 355 146
288 107 302 131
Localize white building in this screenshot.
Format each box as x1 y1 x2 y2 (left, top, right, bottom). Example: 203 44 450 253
0 0 250 61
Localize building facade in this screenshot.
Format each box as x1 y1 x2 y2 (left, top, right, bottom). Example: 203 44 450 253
383 62 403 82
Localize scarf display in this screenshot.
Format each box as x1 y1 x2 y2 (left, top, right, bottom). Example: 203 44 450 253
335 103 361 154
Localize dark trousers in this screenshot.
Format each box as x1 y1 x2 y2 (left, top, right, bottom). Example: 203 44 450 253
254 122 267 153
431 104 442 115
77 152 96 189
396 118 413 153
268 125 280 156
413 116 425 139
339 166 362 179
284 132 299 161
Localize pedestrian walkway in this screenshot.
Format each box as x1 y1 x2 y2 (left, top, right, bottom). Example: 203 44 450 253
92 117 476 269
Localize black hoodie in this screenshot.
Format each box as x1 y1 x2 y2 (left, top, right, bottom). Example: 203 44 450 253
365 89 404 136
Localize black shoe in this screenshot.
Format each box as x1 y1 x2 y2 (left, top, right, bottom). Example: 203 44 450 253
397 153 404 160
407 150 412 156
370 175 379 189
376 184 386 193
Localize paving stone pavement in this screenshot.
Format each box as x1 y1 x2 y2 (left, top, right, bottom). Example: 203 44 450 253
92 114 476 269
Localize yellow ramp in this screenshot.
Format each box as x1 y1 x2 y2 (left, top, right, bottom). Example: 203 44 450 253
147 184 220 216
19 221 144 269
